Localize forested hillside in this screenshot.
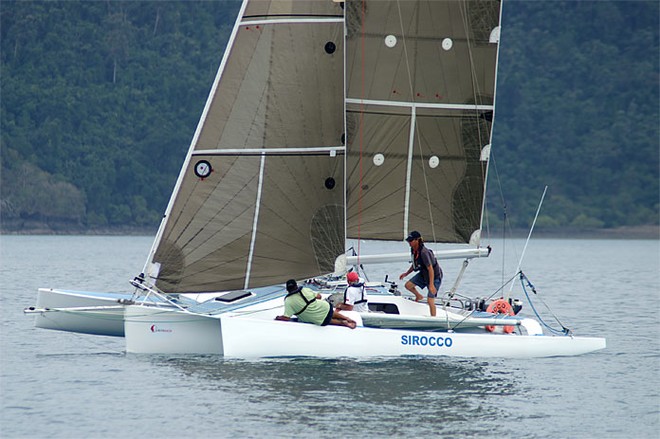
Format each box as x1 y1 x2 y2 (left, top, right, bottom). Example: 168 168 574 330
1 1 658 234
491 0 659 232
1 1 240 231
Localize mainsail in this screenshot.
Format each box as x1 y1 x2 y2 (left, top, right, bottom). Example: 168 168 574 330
344 0 501 244
148 1 346 293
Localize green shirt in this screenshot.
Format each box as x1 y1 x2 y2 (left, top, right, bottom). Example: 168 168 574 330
283 287 331 325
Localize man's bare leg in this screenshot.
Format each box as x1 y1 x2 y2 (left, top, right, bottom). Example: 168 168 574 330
331 310 356 329
428 297 436 317
404 281 424 301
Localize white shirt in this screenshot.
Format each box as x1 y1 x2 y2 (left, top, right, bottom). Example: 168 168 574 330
344 283 369 313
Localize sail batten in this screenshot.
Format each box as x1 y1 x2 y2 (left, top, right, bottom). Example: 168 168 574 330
346 97 493 111
245 154 266 289
403 105 417 238
242 18 344 26
192 147 345 156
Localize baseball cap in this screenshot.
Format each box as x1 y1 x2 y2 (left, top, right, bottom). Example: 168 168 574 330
285 279 298 292
405 230 421 242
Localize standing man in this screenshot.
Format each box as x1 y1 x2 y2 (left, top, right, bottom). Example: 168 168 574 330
398 230 443 317
335 271 369 313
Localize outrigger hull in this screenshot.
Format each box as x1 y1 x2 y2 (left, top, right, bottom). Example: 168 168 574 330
30 288 128 337
28 288 195 338
124 305 606 358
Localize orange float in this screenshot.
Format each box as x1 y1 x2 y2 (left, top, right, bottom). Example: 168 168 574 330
485 299 515 333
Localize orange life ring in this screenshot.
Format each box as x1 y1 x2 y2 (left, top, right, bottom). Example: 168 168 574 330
485 299 515 333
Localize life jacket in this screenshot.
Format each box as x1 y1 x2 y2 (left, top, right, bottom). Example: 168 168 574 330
412 245 438 275
286 287 316 317
344 282 367 305
412 248 420 271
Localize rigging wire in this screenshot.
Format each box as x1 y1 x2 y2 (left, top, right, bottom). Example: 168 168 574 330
395 0 437 241
356 0 366 265
445 269 571 336
519 272 571 336
394 0 491 243
488 150 522 289
439 269 519 330
457 0 490 249
507 185 548 297
459 0 489 195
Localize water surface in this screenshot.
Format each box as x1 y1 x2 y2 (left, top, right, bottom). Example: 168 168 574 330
1 235 658 438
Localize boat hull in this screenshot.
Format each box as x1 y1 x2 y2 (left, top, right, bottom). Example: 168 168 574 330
125 305 223 354
222 316 605 358
124 306 606 358
32 288 128 337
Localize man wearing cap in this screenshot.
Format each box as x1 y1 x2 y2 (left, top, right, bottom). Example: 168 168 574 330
399 230 443 317
335 271 369 313
275 279 357 328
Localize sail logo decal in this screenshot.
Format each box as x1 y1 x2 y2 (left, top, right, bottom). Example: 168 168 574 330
401 334 452 347
150 324 173 333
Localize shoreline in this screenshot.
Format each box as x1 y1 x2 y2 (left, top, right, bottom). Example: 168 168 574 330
501 225 659 240
1 225 658 240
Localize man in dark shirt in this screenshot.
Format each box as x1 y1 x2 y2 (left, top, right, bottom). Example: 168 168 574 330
399 230 443 317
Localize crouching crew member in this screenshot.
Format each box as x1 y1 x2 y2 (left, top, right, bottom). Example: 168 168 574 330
335 271 369 313
275 279 357 329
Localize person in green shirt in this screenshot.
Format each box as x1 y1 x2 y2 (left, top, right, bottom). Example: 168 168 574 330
275 279 356 329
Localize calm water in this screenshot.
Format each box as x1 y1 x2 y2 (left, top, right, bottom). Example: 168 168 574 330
1 235 658 438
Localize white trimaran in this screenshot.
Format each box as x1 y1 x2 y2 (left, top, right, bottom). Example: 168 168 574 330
27 0 605 358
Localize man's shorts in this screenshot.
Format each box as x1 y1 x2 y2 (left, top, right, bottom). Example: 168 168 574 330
410 272 442 298
320 305 334 326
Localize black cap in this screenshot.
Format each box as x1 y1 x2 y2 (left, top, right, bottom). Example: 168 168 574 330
285 279 298 292
406 230 421 242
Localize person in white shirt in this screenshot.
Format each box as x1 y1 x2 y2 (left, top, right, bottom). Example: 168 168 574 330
335 271 369 313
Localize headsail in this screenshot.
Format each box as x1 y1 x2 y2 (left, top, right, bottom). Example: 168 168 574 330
148 0 346 294
345 0 501 244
